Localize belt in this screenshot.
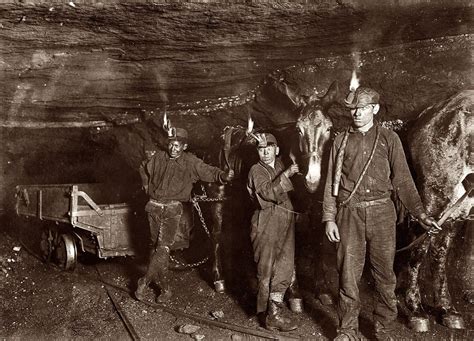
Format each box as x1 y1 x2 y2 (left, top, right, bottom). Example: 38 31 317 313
148 199 180 207
340 196 392 209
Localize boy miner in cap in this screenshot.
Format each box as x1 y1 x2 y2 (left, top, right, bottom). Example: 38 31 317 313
322 87 440 341
247 132 300 332
135 127 234 303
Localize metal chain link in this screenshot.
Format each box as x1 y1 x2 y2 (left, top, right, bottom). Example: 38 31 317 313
168 186 228 268
193 184 227 202
191 199 211 237
168 199 212 268
169 251 209 268
193 196 226 202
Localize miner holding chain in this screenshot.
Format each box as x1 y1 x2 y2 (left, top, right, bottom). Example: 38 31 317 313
322 86 440 341
135 126 234 303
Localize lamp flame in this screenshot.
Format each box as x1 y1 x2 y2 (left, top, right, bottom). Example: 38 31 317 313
349 70 360 92
162 112 174 136
246 116 254 135
163 112 168 130
246 116 263 144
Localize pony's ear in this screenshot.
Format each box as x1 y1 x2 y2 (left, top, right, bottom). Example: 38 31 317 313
321 80 341 109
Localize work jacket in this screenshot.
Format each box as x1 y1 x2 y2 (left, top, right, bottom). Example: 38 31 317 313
145 150 224 202
247 159 294 232
322 125 425 222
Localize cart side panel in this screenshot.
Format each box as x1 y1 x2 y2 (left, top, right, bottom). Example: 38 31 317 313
16 183 130 221
76 205 136 258
16 184 72 221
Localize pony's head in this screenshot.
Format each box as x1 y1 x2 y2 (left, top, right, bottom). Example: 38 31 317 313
296 103 333 193
294 81 340 193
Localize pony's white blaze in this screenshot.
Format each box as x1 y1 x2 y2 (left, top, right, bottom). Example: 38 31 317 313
306 157 321 186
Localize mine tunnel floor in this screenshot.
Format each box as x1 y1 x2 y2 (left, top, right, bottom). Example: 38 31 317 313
1 221 472 340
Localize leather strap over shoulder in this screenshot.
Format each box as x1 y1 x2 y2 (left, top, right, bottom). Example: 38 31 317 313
339 125 381 207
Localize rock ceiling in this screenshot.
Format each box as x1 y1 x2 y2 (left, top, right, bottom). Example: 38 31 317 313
0 2 471 128
0 1 472 208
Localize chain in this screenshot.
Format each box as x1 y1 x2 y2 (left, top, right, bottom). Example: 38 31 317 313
169 251 209 268
168 199 212 268
193 184 227 202
193 196 227 202
167 185 229 268
191 200 211 237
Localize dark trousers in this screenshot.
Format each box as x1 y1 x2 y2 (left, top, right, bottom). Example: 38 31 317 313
336 201 398 332
143 201 183 285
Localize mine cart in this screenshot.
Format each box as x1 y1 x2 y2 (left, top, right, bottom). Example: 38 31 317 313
15 183 139 270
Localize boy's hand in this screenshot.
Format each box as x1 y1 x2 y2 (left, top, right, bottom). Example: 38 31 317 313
284 164 300 178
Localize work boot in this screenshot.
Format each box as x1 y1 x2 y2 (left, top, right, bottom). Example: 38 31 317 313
134 277 149 301
439 307 465 329
333 329 360 341
374 330 395 341
265 300 298 332
374 322 395 341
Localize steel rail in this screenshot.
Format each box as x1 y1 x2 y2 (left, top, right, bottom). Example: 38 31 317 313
15 239 300 340
98 279 300 341
17 238 141 340
95 267 141 341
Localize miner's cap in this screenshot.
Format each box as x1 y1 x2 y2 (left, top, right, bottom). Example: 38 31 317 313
345 87 380 109
256 133 277 148
168 127 188 142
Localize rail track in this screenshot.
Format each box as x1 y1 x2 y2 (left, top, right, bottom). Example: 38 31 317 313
18 238 302 340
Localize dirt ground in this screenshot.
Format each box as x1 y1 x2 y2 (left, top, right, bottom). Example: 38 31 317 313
1 215 472 341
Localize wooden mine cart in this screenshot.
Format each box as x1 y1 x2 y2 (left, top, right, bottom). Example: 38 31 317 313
15 183 140 270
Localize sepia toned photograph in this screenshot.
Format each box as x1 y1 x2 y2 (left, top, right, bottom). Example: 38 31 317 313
0 0 472 340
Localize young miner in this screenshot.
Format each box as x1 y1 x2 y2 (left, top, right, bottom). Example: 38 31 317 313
247 132 300 332
135 127 234 303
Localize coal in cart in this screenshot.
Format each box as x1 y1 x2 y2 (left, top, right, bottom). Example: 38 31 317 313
15 183 142 270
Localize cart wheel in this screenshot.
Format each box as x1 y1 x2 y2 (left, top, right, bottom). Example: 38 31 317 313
55 233 77 270
40 228 54 262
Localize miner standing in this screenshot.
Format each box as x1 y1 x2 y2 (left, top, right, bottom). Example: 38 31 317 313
322 87 440 341
135 127 234 303
247 132 300 332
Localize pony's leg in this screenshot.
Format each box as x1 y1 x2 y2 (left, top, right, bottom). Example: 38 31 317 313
315 235 336 305
430 221 465 329
209 184 226 293
405 234 430 331
287 269 303 313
